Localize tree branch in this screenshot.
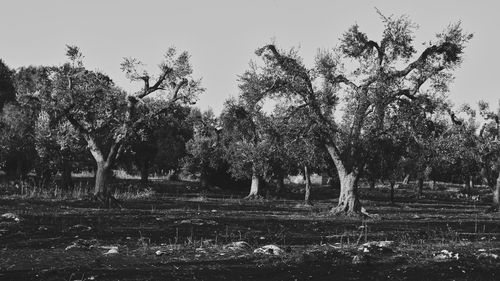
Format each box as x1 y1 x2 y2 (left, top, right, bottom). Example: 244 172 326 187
137 67 173 99
387 42 457 79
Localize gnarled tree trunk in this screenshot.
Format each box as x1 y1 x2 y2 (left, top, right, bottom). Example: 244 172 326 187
334 172 361 214
326 144 362 215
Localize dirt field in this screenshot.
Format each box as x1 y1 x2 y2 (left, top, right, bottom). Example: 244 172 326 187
1 183 499 280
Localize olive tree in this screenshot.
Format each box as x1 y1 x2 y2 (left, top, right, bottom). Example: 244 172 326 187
20 46 202 206
252 13 471 215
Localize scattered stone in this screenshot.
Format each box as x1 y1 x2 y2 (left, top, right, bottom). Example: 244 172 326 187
352 254 369 264
433 250 459 260
223 241 251 252
155 250 167 256
254 245 284 256
101 246 119 255
67 224 92 232
195 247 207 254
201 239 214 246
359 241 394 254
65 239 98 251
477 253 499 260
1 213 21 222
175 219 218 226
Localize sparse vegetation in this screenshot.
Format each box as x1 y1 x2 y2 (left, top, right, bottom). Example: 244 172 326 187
0 9 499 281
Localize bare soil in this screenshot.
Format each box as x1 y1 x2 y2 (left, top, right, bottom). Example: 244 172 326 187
1 183 499 280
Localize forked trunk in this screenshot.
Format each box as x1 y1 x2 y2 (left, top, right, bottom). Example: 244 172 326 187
304 166 312 206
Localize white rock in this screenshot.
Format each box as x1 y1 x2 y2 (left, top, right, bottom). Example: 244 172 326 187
254 245 284 256
102 246 119 255
434 250 459 260
155 250 166 256
1 213 20 222
477 253 499 260
223 241 251 251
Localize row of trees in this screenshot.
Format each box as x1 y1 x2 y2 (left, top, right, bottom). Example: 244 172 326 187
0 13 498 214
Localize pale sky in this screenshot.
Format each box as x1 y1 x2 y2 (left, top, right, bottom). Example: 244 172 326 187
1 0 498 113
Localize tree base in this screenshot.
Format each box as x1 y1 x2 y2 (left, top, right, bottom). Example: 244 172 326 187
244 194 263 200
329 206 377 219
93 192 124 209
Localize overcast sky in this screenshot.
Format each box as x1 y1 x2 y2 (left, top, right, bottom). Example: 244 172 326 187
1 0 497 113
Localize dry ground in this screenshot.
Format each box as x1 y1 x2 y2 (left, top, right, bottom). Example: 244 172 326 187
0 182 499 280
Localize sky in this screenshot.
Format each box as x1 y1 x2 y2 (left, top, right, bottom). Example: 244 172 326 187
1 0 498 113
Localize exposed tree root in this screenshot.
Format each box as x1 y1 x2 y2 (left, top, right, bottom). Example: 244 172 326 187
329 206 379 219
93 192 124 209
243 194 263 200
303 201 313 207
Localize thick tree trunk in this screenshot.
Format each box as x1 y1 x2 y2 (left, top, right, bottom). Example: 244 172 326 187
390 180 395 204
140 159 149 186
493 176 500 210
61 159 73 190
332 172 362 214
325 144 363 215
369 178 375 190
304 166 312 206
245 168 260 199
94 161 109 196
464 175 471 189
275 169 285 194
416 177 424 199
200 171 209 189
276 175 285 194
429 180 436 191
